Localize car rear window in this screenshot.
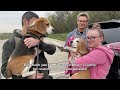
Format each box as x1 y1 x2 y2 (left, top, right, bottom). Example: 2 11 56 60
88 21 120 29
88 21 120 44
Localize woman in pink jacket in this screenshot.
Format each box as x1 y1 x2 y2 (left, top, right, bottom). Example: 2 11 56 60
71 28 114 79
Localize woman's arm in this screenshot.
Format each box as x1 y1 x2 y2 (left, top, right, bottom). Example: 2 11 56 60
72 49 107 69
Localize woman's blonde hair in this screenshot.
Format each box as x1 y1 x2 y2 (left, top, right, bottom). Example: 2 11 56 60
89 23 104 38
92 23 101 29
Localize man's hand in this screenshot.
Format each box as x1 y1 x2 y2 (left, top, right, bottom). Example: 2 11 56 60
27 73 44 79
24 37 40 48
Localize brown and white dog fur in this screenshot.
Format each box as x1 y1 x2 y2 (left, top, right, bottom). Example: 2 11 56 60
6 17 54 79
64 38 90 79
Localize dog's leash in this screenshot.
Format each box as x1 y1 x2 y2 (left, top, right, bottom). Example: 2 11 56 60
35 35 47 79
35 44 39 79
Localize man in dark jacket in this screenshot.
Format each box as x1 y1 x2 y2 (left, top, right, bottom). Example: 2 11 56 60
1 11 56 79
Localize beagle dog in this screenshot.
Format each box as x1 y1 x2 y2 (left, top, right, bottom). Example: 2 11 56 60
6 17 54 79
64 38 90 79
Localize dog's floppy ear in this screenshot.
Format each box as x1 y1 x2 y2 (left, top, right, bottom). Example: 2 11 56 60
34 19 46 34
28 18 47 34
77 39 88 55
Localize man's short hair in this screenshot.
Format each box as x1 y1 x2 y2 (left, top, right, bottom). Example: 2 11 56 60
77 12 90 20
22 11 39 26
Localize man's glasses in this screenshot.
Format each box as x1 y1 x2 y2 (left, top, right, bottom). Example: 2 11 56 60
85 36 101 41
78 20 88 23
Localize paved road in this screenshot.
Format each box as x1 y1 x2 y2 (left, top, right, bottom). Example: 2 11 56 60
0 39 69 79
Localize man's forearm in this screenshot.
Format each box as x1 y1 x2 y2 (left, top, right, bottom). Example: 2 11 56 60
39 42 56 55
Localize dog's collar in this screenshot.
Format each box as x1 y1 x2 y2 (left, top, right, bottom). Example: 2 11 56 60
25 32 47 39
39 34 48 38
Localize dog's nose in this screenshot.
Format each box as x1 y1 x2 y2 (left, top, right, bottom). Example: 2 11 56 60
70 41 73 44
52 29 54 32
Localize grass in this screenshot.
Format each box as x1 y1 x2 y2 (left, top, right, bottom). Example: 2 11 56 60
0 33 69 41
0 33 13 40
48 33 68 41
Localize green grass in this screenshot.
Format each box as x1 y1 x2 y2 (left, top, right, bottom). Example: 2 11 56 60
0 33 69 41
48 33 68 41
0 33 13 40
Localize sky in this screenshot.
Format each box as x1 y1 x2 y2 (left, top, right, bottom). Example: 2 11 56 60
0 11 55 33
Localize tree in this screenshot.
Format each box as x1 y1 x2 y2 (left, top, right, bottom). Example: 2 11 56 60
48 11 120 33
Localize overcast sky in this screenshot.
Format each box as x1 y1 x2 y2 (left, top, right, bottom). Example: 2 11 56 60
0 11 55 33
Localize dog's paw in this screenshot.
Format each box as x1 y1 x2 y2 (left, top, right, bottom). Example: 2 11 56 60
22 71 36 77
7 77 12 79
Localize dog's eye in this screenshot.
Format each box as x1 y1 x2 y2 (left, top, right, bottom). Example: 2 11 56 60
46 24 49 26
76 41 79 42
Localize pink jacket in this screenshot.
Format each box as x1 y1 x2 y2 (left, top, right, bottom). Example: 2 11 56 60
72 45 114 79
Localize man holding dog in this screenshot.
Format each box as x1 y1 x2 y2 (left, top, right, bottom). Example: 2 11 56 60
64 12 90 76
65 12 89 46
1 11 56 79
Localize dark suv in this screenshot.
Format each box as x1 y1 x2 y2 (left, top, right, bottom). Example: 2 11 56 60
88 20 120 44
